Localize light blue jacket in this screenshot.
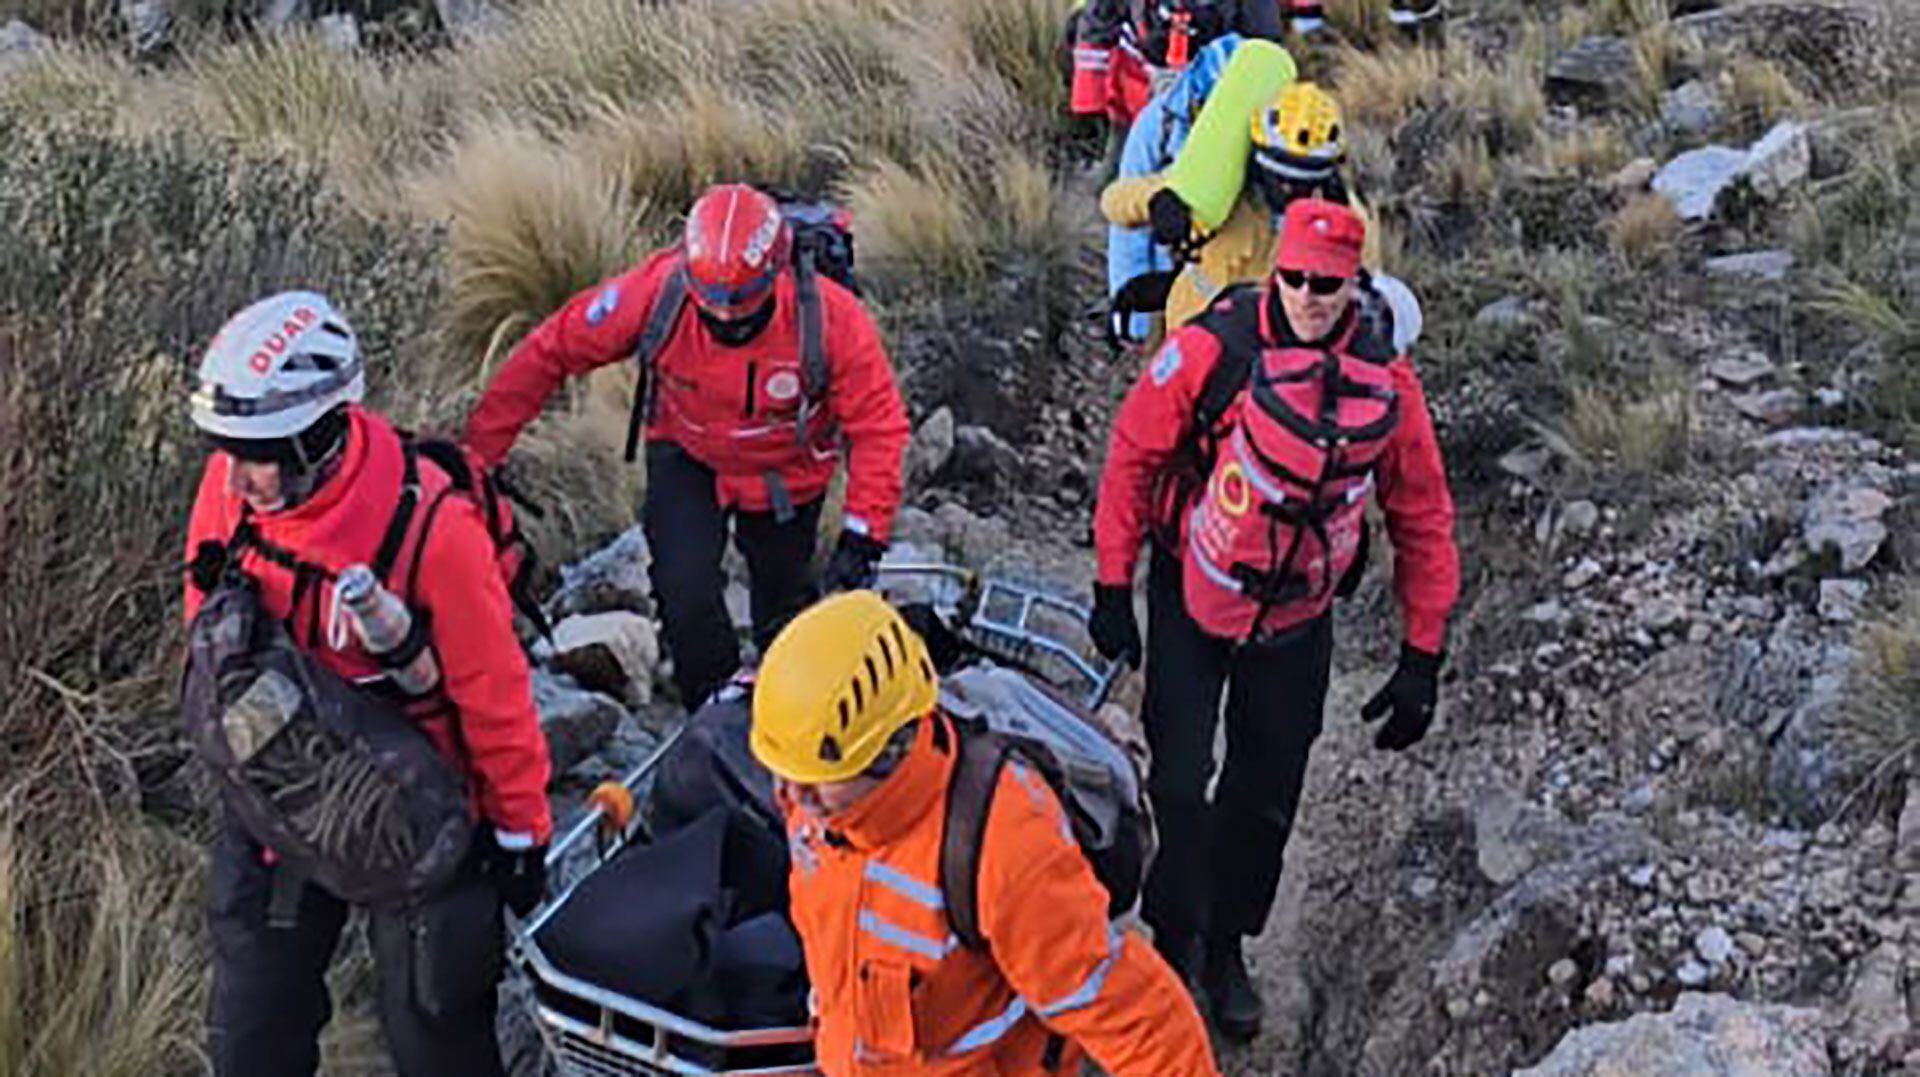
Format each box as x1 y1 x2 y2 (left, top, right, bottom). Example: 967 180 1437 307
1107 35 1243 339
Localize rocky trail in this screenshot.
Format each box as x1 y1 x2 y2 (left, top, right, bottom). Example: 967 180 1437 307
508 374 1919 1075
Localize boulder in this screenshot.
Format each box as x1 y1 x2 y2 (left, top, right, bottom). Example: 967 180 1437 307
1475 295 1537 329
1817 578 1867 623
532 669 626 775
1728 388 1799 425
950 424 1024 485
1897 781 1920 875
115 0 174 52
549 611 660 708
1703 250 1794 281
317 12 359 50
1838 944 1911 1064
1714 619 1859 820
434 0 501 39
1546 37 1643 110
905 406 956 486
1742 121 1810 202
1 18 46 61
1652 146 1748 220
1516 993 1829 1076
546 526 651 620
1434 811 1659 1022
1802 484 1892 571
1660 79 1727 142
1675 1 1889 92
1707 351 1778 386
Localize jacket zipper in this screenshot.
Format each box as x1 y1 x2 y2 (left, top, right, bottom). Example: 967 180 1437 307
743 361 757 418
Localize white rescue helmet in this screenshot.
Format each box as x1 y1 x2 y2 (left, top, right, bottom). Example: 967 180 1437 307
190 291 363 442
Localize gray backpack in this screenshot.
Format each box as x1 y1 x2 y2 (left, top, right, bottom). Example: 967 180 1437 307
936 666 1153 949
181 574 474 907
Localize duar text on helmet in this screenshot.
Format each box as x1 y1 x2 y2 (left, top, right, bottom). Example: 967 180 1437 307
246 306 322 374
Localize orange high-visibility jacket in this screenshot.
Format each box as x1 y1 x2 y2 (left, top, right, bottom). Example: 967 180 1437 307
781 715 1218 1077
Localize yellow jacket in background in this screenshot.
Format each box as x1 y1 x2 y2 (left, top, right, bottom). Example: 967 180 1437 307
1101 175 1380 331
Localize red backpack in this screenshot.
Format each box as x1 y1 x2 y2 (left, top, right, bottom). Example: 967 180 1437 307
1175 284 1401 641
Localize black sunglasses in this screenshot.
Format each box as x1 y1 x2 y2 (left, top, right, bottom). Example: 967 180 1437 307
1277 269 1350 295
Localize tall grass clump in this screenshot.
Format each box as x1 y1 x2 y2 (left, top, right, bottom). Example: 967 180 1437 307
1834 585 1920 809
0 814 206 1077
416 119 645 368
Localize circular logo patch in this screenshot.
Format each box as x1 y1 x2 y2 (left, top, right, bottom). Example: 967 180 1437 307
765 371 802 402
1217 461 1252 517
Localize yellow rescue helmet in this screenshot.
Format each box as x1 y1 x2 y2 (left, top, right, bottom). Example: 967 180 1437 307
1251 81 1346 167
750 591 939 784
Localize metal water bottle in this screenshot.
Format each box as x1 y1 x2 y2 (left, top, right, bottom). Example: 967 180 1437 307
335 564 440 697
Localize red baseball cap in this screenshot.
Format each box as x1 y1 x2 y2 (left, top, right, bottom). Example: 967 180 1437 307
1274 197 1365 279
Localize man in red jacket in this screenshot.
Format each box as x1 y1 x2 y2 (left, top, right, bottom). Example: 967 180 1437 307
1087 199 1460 1040
463 184 910 708
183 291 553 1077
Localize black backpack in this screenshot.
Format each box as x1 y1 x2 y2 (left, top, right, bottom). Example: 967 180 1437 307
934 667 1153 950
181 574 475 907
181 432 541 906
622 196 858 463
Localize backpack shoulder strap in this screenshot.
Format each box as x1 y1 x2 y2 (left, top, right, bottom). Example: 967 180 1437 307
792 253 829 444
371 442 422 584
938 725 1013 952
624 263 692 462
1188 284 1264 434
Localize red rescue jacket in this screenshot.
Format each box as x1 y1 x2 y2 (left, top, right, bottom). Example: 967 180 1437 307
183 407 554 841
1094 285 1460 652
462 249 910 541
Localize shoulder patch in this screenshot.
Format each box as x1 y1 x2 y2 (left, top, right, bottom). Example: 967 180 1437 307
1150 340 1183 387
584 284 621 327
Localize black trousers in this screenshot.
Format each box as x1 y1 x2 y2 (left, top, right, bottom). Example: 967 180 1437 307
1140 547 1333 943
206 819 507 1077
643 440 822 707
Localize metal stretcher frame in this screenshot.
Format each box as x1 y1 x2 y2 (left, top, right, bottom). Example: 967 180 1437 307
510 568 1117 1076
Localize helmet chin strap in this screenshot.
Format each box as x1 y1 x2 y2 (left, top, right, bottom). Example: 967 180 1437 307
699 295 778 347
278 407 350 508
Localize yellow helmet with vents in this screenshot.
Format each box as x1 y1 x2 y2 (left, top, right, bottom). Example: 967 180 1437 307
750 591 939 783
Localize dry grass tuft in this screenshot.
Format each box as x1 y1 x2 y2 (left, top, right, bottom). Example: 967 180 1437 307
414 119 645 369
1609 192 1684 266
1724 55 1806 130
0 812 207 1077
1334 42 1445 129
845 158 993 288
1834 585 1920 808
1559 363 1693 478
1535 123 1633 177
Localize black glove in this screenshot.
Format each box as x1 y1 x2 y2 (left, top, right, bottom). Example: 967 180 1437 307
1148 188 1195 249
474 830 548 918
822 530 887 593
1360 643 1442 751
1088 584 1142 669
898 602 971 673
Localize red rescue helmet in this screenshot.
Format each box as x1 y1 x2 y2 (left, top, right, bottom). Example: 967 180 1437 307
683 184 791 321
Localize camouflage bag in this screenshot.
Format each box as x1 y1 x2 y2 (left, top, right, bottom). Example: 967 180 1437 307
181 577 475 907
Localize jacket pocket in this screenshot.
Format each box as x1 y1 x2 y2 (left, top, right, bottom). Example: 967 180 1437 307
404 872 504 1019
853 958 918 1062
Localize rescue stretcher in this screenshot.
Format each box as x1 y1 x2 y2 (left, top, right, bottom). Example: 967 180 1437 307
510 567 1120 1077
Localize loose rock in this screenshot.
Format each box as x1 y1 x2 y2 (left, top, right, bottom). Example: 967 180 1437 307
549 611 660 708
1704 251 1795 282
1546 37 1642 110
1516 993 1829 1076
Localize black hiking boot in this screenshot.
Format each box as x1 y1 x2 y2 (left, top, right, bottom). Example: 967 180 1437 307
1203 935 1263 1043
